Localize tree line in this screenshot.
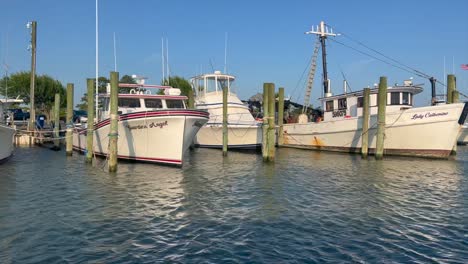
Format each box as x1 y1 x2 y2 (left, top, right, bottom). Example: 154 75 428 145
0 72 193 116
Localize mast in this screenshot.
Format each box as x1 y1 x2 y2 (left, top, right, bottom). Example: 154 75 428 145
95 0 99 121
305 21 338 97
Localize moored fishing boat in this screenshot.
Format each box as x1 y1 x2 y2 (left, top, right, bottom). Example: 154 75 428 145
73 77 209 166
190 71 262 149
282 21 468 158
0 98 24 163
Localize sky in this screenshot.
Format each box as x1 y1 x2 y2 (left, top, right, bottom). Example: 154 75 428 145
1 0 467 107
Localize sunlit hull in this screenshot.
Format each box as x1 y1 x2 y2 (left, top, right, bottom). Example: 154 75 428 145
0 125 15 163
73 110 209 166
283 103 467 158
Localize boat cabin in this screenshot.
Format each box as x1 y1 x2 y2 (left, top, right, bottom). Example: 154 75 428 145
98 87 187 120
321 80 423 121
191 71 235 97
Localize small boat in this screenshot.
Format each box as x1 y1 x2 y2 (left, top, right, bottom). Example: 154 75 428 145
73 77 209 166
282 21 468 159
190 71 262 149
0 98 24 163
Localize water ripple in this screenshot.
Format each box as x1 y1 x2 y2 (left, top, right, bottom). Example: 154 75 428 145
0 146 466 263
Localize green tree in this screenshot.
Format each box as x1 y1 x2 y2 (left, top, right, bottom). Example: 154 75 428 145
75 75 137 110
160 76 192 96
75 76 110 110
0 71 66 119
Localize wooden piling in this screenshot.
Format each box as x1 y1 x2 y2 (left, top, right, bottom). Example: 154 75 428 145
53 93 60 150
187 88 195 109
222 84 228 156
262 83 269 160
108 71 119 172
277 87 285 146
29 21 37 146
267 83 275 161
66 83 74 156
361 87 370 158
446 74 455 104
86 78 95 163
452 90 459 104
375 76 387 160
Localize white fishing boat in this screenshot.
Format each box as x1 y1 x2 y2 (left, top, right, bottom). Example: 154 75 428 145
0 98 24 162
190 71 262 149
282 21 468 158
73 78 209 166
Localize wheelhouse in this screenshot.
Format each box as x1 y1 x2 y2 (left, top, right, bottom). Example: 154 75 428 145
98 89 187 119
191 71 236 97
321 80 423 120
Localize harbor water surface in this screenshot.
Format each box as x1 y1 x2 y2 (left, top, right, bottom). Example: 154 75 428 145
0 146 467 263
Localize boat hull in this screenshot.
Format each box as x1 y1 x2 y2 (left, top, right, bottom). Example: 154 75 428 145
194 124 262 149
73 110 208 166
282 103 467 159
0 125 15 163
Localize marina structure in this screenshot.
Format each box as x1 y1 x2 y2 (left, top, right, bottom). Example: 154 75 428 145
282 21 468 158
0 98 24 162
73 76 209 166
190 71 262 149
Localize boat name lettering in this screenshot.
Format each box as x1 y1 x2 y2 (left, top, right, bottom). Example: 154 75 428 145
332 110 346 118
126 121 168 130
411 112 449 120
149 120 168 129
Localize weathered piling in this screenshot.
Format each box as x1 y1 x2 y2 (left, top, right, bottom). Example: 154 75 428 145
267 83 276 161
108 71 119 172
262 83 269 160
187 88 195 109
277 87 285 146
361 87 370 158
28 21 37 146
53 93 61 150
86 78 95 163
451 90 459 155
66 83 74 156
222 84 228 156
375 77 387 160
446 74 455 104
452 90 459 103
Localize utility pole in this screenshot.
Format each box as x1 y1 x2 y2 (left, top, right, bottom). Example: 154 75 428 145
28 21 37 140
305 21 339 98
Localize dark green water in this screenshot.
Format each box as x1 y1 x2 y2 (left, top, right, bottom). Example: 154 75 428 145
0 146 467 263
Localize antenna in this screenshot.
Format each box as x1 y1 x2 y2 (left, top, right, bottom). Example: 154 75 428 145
113 32 117 71
166 38 170 82
95 0 99 120
161 37 165 84
224 32 228 73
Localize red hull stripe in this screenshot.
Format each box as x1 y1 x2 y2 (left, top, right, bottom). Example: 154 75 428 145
91 110 208 130
72 146 182 164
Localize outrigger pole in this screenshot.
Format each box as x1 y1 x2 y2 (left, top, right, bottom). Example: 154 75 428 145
306 21 339 97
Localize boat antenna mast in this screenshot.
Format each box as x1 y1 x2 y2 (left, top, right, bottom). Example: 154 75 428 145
305 21 339 98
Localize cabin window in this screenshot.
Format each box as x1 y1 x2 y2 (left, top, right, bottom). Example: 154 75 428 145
402 92 410 105
325 100 334 112
338 98 347 110
118 98 141 108
390 92 400 105
357 97 363 108
165 99 185 109
145 99 163 109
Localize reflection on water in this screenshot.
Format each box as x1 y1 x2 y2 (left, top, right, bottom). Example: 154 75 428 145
0 146 466 263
